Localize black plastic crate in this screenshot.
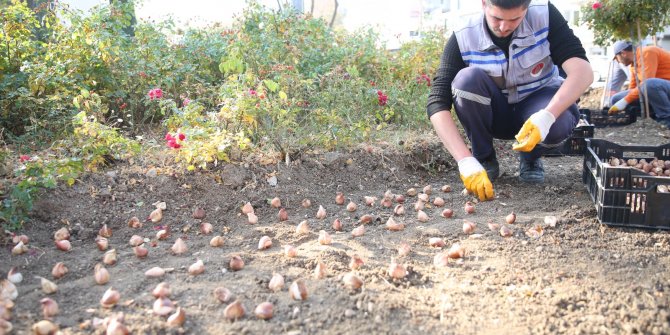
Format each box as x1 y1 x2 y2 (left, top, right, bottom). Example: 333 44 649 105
543 122 595 157
579 107 637 128
582 139 670 229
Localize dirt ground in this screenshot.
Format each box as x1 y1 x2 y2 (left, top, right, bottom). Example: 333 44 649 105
2 88 670 335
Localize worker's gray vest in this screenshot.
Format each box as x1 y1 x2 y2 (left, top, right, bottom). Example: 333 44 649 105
454 0 561 104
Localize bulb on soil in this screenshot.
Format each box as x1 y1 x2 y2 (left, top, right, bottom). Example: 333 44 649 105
31 320 58 335
506 212 517 224
414 201 425 211
210 236 225 247
296 221 310 235
1 279 18 301
387 258 407 280
40 298 59 319
417 210 429 222
433 197 445 207
351 225 365 237
318 230 332 245
37 276 57 294
55 239 72 252
270 197 281 208
242 202 254 214
94 263 110 285
364 196 377 206
335 192 345 205
53 227 70 241
398 243 411 257
385 217 405 231
7 267 22 284
393 204 405 216
229 255 245 271
200 222 213 235
418 193 429 202
500 225 513 237
167 307 186 327
332 218 343 231
213 287 232 303
423 185 432 195
152 282 171 298
394 194 405 203
313 262 327 279
284 245 297 258
488 221 500 231
268 273 285 292
12 241 28 255
188 259 205 276
171 238 188 255
153 296 174 316
99 224 112 238
346 201 358 212
349 255 364 270
94 235 108 251
406 188 417 197
441 184 452 192
301 198 311 208
100 287 120 308
358 214 374 224
447 243 465 259
129 235 144 247
51 262 68 280
128 216 142 228
342 273 363 290
224 300 246 320
380 197 393 208
145 267 166 278
247 212 259 225
462 220 476 234
258 236 273 250
289 279 308 300
103 249 117 266
106 317 129 335
254 302 274 320
278 208 288 222
148 207 163 223
464 201 475 214
133 245 149 258
192 207 206 219
316 205 327 219
429 237 446 248
441 208 454 218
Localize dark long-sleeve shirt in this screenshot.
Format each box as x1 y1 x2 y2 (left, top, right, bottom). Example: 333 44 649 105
426 2 588 118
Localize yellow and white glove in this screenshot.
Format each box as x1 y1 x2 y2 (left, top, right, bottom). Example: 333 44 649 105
458 157 494 201
512 109 555 152
608 99 628 115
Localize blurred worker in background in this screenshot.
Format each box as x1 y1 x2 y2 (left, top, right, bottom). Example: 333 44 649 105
608 41 670 128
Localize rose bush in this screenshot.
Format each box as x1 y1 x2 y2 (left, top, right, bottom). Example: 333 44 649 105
581 0 670 45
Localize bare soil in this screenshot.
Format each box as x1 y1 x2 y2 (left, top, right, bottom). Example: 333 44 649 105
2 92 670 335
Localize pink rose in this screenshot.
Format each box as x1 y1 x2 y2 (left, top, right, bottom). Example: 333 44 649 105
592 2 602 9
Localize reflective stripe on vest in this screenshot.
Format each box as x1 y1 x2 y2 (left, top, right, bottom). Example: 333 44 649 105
454 0 561 104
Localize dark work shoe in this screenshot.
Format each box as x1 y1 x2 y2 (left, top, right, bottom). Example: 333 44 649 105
519 157 544 183
481 156 500 180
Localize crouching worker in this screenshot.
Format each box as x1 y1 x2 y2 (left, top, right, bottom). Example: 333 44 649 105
426 0 593 201
608 41 670 128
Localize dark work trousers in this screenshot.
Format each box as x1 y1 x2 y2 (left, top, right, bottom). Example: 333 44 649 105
452 67 579 161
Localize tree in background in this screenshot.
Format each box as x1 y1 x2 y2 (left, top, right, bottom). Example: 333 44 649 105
109 0 136 37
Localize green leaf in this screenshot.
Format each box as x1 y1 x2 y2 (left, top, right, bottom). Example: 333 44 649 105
278 91 288 100
263 79 279 93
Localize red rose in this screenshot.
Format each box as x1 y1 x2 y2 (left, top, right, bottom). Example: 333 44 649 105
592 2 602 9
